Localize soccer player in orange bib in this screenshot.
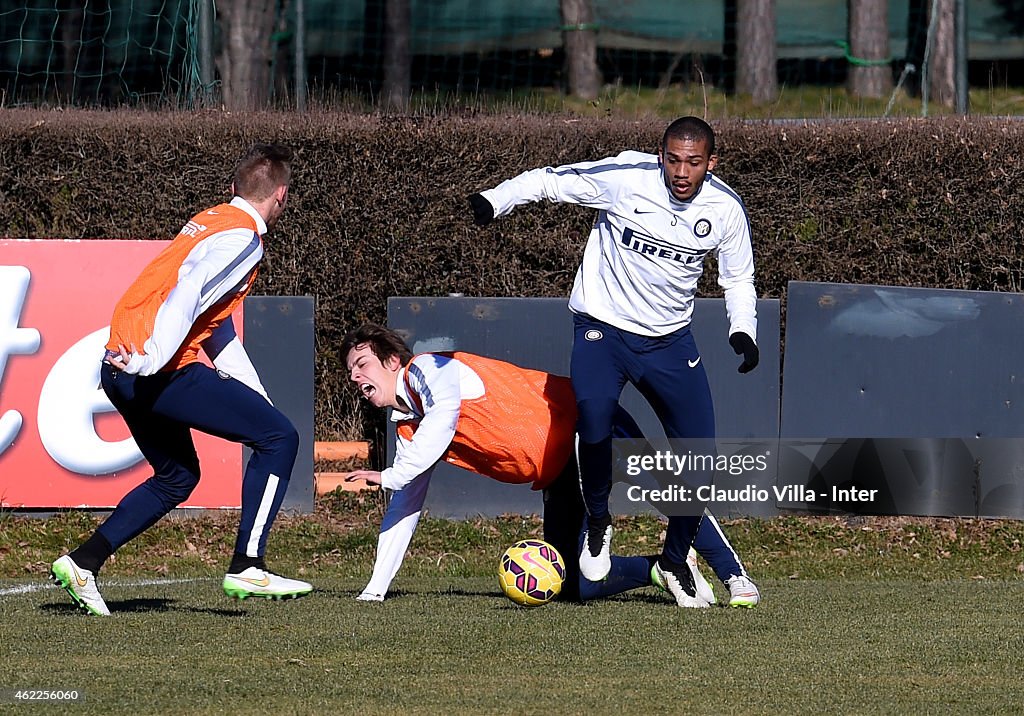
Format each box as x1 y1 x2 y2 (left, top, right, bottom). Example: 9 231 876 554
342 323 759 605
50 144 312 616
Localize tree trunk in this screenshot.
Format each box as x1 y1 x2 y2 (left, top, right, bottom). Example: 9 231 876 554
560 0 601 101
216 0 278 110
382 0 411 112
848 0 892 98
736 0 778 104
58 0 84 103
927 0 956 107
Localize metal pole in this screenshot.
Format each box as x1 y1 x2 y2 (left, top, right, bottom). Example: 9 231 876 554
295 0 307 111
198 0 215 102
921 0 941 117
954 0 968 115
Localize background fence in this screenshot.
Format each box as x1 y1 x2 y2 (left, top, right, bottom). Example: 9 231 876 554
1 0 1022 109
388 288 1024 520
0 0 203 106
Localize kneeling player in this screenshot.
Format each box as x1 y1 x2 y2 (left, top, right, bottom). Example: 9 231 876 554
341 324 759 606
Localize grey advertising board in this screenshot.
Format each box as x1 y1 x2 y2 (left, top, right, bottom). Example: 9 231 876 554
387 296 781 519
245 296 315 513
383 286 1024 519
779 281 1024 518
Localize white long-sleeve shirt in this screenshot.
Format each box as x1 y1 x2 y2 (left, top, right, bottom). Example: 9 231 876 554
110 196 270 400
380 354 485 491
481 150 757 339
359 354 484 600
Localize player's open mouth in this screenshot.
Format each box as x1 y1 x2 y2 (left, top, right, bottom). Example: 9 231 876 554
360 383 375 398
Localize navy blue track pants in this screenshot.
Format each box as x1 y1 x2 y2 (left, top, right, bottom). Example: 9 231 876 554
571 313 715 565
98 361 298 559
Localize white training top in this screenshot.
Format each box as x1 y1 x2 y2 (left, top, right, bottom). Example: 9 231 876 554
481 150 757 339
358 355 484 601
113 196 270 401
380 354 484 492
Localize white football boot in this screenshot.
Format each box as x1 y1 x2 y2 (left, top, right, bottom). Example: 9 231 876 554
651 557 711 608
50 555 110 616
726 575 761 608
686 548 717 605
223 566 313 601
579 518 612 582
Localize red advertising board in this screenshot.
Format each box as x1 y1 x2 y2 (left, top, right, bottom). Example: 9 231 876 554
0 240 243 508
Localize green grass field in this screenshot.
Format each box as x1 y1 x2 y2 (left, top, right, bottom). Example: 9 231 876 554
3 492 1024 714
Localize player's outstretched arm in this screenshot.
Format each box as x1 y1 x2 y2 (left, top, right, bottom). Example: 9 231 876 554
355 468 433 601
469 157 620 226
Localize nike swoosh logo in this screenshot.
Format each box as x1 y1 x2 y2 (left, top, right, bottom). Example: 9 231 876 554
520 552 550 573
73 567 88 587
238 575 271 587
207 210 220 215
633 208 654 214
688 357 701 368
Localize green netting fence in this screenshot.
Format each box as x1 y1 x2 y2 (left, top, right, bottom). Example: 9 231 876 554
0 0 205 106
1 0 1021 108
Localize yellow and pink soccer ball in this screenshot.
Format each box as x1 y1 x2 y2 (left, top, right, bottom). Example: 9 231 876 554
498 539 565 606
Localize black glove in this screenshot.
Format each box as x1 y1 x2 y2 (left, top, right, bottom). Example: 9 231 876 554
729 332 759 374
468 193 494 226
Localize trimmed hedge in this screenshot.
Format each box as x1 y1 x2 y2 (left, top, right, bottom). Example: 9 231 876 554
1 110 1021 439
